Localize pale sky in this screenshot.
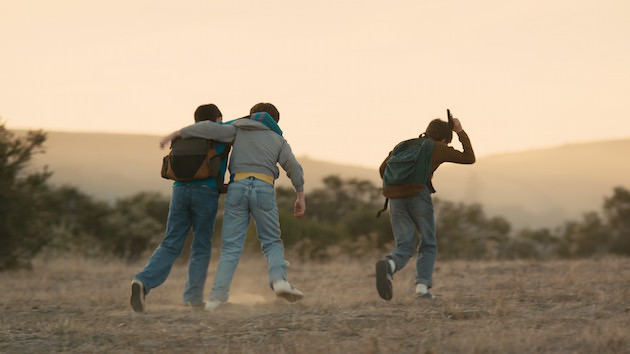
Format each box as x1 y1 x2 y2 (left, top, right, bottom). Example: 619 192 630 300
1 0 629 168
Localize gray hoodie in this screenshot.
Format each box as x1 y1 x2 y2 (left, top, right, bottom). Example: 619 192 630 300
180 118 304 192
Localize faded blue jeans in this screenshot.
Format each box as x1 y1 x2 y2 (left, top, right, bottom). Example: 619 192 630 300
388 187 437 288
134 183 219 305
209 177 287 302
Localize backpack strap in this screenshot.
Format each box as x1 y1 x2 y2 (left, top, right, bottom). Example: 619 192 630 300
376 198 389 218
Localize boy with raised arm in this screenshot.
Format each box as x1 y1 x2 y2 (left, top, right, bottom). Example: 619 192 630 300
376 115 475 300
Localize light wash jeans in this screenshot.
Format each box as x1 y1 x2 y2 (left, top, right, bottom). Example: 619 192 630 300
209 177 287 302
388 187 437 288
134 183 219 305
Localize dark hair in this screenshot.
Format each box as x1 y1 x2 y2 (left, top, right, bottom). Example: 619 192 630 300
424 119 452 143
250 102 280 123
194 104 222 122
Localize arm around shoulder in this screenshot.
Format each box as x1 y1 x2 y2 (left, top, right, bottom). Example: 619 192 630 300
180 120 236 143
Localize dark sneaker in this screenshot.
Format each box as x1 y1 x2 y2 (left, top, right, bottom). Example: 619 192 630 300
376 260 393 300
415 283 434 299
130 279 146 313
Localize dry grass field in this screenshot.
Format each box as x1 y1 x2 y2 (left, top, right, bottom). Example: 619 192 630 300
1 254 629 353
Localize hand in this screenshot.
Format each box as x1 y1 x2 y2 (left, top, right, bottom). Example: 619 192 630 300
452 118 463 133
293 191 306 217
159 130 181 149
159 137 170 149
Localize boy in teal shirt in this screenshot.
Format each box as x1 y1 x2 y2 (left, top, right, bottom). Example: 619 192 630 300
130 104 228 312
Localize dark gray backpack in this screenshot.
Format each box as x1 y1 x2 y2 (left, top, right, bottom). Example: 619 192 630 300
161 137 230 182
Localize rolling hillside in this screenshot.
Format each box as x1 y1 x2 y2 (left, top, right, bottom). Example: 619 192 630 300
20 130 630 230
22 130 381 200
435 139 630 229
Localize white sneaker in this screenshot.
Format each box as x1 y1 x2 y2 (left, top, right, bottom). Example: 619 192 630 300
183 301 205 311
415 283 434 299
204 299 225 311
272 280 304 302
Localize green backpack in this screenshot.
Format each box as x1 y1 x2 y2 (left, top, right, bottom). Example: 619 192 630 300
377 137 434 217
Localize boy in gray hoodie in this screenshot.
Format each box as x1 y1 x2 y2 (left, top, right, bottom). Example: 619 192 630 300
159 103 306 310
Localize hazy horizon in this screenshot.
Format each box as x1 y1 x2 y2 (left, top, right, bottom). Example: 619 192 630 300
21 129 630 230
10 125 630 169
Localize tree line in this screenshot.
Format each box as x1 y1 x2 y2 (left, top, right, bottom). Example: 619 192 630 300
1 123 629 270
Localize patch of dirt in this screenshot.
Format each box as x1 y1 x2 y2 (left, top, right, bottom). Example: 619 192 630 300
1 256 629 353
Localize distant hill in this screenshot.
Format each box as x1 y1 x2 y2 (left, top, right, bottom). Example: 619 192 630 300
21 130 381 200
19 130 630 230
434 139 630 229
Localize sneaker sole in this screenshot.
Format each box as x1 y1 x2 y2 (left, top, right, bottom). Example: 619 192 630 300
275 291 303 303
130 282 144 313
204 302 225 311
416 292 434 300
375 260 393 300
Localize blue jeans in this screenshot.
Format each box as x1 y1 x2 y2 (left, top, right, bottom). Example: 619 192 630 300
388 187 437 288
209 177 286 302
134 183 219 305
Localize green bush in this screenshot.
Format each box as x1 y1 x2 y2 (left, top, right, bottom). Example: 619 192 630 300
0 123 53 269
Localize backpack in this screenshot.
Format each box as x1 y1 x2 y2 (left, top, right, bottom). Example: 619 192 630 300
161 137 231 188
377 137 434 217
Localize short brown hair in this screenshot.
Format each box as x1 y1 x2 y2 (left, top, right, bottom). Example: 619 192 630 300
194 104 222 122
250 102 280 123
424 119 452 143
